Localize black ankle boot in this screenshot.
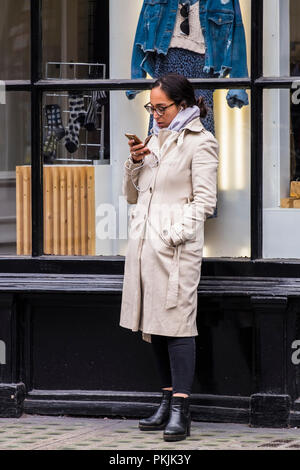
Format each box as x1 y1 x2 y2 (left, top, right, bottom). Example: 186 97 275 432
163 396 191 442
139 390 172 431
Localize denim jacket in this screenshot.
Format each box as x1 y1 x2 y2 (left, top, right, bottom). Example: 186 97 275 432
126 0 249 109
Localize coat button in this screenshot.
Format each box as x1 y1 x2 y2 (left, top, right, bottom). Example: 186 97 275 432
218 18 222 22
150 187 152 193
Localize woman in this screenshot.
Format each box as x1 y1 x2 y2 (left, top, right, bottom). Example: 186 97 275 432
120 73 219 442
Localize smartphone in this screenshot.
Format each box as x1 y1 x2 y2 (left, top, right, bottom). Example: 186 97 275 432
125 133 142 145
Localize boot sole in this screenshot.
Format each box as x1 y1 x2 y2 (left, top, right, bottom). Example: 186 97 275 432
163 433 188 442
139 423 167 431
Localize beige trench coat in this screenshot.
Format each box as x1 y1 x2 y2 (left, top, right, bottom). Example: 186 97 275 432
119 117 219 343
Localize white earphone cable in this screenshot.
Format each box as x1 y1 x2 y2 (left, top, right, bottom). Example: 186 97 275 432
129 153 159 193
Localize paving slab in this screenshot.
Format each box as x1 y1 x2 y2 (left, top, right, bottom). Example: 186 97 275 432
0 415 299 450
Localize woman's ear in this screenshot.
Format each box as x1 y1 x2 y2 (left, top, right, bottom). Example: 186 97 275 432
180 101 187 110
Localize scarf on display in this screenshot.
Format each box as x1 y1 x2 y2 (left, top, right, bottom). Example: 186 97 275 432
151 105 200 137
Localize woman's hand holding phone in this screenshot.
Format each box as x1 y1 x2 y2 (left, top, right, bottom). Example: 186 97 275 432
126 134 151 163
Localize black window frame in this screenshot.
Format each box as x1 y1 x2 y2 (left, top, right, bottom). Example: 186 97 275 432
2 0 299 277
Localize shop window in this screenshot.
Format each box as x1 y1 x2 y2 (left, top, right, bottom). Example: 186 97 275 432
263 88 300 258
36 0 252 258
0 0 253 260
262 0 300 258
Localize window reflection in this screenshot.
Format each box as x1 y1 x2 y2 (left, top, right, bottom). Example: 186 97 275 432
42 0 109 79
263 88 300 258
264 0 300 77
291 0 300 77
0 0 30 80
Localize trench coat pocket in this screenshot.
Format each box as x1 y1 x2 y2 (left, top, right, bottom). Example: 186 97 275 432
182 220 204 252
183 238 203 252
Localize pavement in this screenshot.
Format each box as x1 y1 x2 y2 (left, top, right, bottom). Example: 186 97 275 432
0 414 299 450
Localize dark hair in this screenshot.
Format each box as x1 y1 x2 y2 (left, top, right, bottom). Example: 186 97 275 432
150 73 208 119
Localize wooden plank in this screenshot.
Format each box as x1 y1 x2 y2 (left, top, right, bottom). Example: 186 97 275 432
23 166 31 255
16 167 23 256
59 167 67 255
52 167 60 255
87 167 95 256
44 167 53 255
80 168 87 255
73 168 81 255
67 167 74 255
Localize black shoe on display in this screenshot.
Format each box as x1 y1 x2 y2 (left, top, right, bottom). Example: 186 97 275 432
163 396 191 442
139 389 172 431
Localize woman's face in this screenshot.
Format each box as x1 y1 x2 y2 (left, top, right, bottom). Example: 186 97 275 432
150 86 182 129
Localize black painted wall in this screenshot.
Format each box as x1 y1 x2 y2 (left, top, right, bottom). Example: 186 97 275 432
18 294 255 396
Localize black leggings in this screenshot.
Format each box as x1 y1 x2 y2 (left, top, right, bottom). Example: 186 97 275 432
151 334 196 396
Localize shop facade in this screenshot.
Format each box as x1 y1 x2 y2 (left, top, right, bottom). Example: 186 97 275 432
0 0 300 427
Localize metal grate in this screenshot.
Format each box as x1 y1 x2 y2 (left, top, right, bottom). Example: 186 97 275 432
43 62 106 164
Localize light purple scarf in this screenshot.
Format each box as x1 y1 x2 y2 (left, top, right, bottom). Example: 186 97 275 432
152 105 200 136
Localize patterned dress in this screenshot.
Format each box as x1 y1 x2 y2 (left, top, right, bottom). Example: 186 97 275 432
152 49 216 136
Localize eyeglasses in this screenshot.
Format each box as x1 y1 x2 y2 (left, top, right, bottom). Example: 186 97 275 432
144 102 176 116
180 2 190 36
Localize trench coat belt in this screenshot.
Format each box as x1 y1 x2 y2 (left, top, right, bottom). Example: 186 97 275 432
165 243 183 310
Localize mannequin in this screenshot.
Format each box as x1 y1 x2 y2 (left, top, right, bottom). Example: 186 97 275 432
126 0 249 219
151 0 216 135
126 0 249 125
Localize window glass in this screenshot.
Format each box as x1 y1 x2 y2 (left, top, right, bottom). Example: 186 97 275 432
263 88 300 258
205 90 251 259
42 0 109 79
264 0 299 77
110 0 251 80
40 87 250 258
0 0 30 80
0 92 31 255
42 0 251 81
